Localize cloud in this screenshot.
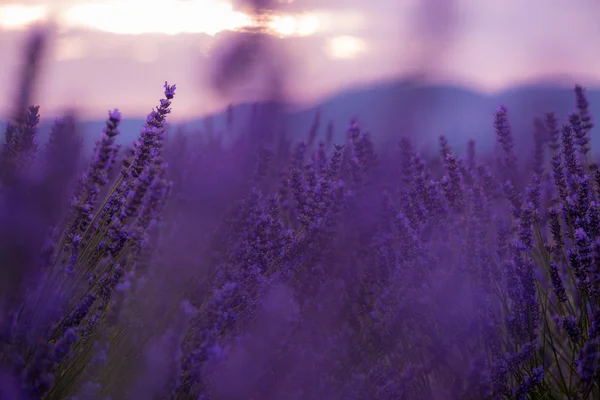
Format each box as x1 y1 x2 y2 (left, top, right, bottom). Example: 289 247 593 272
1 0 599 120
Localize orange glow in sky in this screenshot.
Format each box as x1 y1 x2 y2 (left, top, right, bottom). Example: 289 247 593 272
0 4 49 29
0 1 365 59
1 0 597 120
0 1 336 37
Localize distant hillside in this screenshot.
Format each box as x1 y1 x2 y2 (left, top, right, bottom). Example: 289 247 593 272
30 80 600 158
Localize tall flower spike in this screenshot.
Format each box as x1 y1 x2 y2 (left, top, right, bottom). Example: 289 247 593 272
561 123 582 184
545 112 560 154
575 85 594 133
439 135 451 161
130 82 177 178
549 262 567 303
76 109 122 225
570 112 590 157
494 105 516 175
1 105 41 183
441 153 464 213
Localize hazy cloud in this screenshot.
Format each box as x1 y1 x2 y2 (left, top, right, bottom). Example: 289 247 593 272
0 0 598 119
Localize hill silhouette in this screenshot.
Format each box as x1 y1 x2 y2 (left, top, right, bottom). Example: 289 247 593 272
32 79 600 157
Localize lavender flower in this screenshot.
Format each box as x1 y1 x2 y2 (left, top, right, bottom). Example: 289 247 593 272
494 105 516 174
575 85 594 150
549 262 568 303
546 112 561 154
561 123 582 182
1 29 600 399
441 153 465 213
130 82 176 178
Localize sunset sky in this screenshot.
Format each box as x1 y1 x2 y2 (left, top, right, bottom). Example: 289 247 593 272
0 0 599 121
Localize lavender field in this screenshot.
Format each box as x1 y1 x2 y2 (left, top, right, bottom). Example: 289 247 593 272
2 17 600 400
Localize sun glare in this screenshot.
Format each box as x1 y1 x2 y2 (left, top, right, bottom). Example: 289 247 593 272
0 1 368 62
0 5 48 29
325 35 366 59
0 1 331 38
268 13 320 37
60 0 251 36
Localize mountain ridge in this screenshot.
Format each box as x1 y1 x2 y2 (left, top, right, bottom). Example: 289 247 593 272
28 79 600 156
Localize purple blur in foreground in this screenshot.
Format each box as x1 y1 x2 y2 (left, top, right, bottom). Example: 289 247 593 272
1 22 600 400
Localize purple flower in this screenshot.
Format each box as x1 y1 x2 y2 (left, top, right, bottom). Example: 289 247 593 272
441 153 465 213
561 123 582 183
561 315 582 344
576 338 599 393
575 85 594 148
549 262 568 303
494 105 516 173
513 366 543 399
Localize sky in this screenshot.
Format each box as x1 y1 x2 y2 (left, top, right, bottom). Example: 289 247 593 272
0 0 599 121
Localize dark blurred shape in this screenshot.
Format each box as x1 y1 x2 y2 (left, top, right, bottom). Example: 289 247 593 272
11 24 53 124
0 111 81 307
382 0 459 145
206 0 290 153
231 0 278 13
209 0 286 100
411 0 459 75
0 367 18 400
0 25 79 319
210 32 267 96
0 28 51 301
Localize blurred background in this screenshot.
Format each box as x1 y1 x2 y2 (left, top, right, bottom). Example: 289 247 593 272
0 0 599 151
